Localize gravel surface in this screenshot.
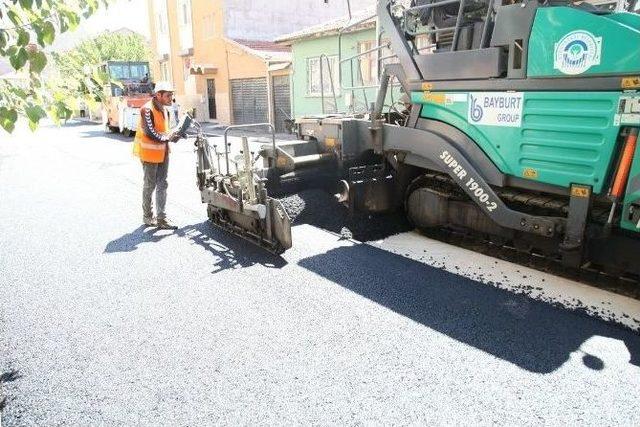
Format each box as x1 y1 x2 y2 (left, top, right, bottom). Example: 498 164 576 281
1 122 640 426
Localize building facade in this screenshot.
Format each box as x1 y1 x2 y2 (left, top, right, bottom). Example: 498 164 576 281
147 0 375 130
275 6 428 119
276 9 377 118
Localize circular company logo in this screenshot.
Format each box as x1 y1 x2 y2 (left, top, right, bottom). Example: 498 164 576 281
469 95 483 122
554 31 602 75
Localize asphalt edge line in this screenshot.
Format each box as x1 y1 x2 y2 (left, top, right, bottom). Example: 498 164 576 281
367 231 640 332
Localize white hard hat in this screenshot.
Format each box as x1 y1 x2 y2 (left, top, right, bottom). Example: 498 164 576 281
154 81 175 93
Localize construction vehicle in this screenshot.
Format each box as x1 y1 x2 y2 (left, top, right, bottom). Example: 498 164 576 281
101 61 154 137
195 0 640 278
193 121 293 253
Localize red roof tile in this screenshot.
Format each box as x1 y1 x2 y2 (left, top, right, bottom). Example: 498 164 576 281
231 38 291 53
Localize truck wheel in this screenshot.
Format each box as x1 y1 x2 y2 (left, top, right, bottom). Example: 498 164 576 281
103 116 119 133
105 123 119 133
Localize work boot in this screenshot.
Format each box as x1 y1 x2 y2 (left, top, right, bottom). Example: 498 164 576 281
143 216 157 227
156 217 178 230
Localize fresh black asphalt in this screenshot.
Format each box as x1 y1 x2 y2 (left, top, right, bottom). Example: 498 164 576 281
1 122 639 425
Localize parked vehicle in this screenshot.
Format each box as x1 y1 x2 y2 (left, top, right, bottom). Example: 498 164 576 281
101 61 154 137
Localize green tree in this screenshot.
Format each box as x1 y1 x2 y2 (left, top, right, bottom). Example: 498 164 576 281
0 0 110 133
50 31 150 118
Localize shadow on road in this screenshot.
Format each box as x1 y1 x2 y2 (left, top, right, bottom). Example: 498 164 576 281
79 128 133 142
176 221 287 273
0 369 21 411
54 120 134 142
57 120 95 128
105 221 286 272
298 244 640 374
104 225 171 252
0 371 21 384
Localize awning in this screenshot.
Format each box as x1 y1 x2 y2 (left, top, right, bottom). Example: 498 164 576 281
179 47 194 57
268 62 291 72
190 64 218 75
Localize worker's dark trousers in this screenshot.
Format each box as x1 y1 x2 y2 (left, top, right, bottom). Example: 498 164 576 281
141 155 169 220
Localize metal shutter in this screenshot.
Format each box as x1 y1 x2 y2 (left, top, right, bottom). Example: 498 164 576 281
272 75 291 133
230 78 268 125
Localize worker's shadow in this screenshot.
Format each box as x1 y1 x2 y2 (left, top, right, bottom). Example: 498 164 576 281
175 221 287 273
104 225 173 253
104 222 286 272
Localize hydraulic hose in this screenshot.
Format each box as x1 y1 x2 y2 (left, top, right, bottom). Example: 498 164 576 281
604 127 639 234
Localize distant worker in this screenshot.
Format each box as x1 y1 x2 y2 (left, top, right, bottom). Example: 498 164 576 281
171 98 180 127
141 73 150 93
132 81 181 230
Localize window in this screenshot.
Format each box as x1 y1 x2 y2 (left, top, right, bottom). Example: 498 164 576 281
180 0 191 26
156 7 169 36
307 56 339 96
203 13 216 39
108 64 129 80
357 40 400 86
160 62 171 82
183 56 192 81
129 64 149 79
157 13 164 34
177 0 193 50
358 41 377 86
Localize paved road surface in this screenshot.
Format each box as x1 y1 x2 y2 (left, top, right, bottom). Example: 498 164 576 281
1 122 639 425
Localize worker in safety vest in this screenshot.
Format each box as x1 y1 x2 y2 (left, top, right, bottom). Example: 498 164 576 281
133 81 181 229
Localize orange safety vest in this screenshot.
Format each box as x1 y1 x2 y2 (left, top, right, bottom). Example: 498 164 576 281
133 101 167 163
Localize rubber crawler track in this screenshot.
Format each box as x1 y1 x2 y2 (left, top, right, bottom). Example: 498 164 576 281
408 172 640 300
